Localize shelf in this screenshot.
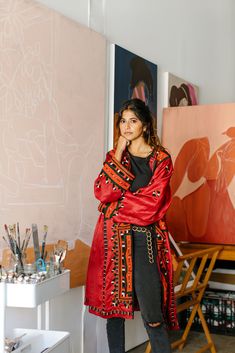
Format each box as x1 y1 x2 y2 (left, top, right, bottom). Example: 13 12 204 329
5 270 70 308
11 328 70 353
0 270 71 353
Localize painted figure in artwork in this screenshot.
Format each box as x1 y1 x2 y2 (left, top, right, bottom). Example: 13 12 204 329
129 56 153 104
167 126 235 244
169 83 198 107
113 46 157 147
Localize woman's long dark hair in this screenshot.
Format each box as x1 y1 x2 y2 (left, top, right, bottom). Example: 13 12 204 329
117 98 163 150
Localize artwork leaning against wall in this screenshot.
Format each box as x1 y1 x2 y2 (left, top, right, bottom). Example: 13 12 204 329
0 0 106 284
162 103 235 245
111 44 158 147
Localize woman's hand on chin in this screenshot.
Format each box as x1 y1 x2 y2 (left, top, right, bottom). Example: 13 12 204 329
115 136 130 161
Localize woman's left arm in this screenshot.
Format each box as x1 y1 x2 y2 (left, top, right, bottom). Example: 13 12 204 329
113 157 173 225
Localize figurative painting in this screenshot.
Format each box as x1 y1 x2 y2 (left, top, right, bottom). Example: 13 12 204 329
0 0 106 283
164 72 199 107
162 104 235 245
113 45 157 145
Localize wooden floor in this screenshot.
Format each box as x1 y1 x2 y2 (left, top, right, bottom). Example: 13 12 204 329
127 331 235 353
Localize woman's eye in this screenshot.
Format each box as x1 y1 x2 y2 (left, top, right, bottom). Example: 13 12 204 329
131 119 137 123
120 119 125 124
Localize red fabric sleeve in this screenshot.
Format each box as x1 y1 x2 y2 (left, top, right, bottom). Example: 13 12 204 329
112 157 173 225
94 151 135 204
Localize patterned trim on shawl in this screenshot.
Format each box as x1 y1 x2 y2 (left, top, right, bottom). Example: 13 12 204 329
110 223 133 307
149 149 171 173
102 156 135 191
98 201 120 219
102 220 108 311
89 222 134 319
88 306 133 318
155 219 179 330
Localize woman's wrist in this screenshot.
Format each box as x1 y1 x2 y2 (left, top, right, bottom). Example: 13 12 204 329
115 136 128 161
114 149 123 162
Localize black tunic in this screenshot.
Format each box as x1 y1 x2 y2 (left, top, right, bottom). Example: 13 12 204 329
129 152 153 192
128 151 162 323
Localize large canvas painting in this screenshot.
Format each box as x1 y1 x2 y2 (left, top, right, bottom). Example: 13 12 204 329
113 45 157 145
163 72 199 107
162 104 235 245
0 0 106 279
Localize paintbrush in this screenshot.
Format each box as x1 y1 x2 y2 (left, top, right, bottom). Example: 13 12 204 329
9 224 16 254
32 224 40 261
17 222 20 250
21 228 29 253
41 225 48 260
21 239 25 253
44 250 48 261
10 224 25 268
9 224 22 257
13 224 16 240
4 224 15 254
23 228 31 253
13 224 21 256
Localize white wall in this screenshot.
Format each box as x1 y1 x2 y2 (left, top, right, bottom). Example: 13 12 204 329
105 0 235 103
35 0 89 26
37 0 235 133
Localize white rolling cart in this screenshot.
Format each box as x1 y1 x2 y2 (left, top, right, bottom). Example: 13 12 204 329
0 270 71 353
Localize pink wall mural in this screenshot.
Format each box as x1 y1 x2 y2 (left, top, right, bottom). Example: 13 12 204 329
0 0 106 254
162 104 235 245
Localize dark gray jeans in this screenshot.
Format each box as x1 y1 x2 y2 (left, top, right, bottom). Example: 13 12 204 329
106 229 172 353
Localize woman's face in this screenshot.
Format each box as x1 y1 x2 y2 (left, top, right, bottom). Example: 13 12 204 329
119 109 144 142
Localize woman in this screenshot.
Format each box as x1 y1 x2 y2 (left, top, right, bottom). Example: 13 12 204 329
85 98 178 353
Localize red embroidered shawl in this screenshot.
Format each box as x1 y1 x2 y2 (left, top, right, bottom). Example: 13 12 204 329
85 149 179 330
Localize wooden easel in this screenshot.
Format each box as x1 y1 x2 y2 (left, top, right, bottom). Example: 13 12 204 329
145 245 223 353
178 243 235 261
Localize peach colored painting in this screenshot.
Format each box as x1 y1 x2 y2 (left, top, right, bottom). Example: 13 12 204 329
162 104 235 245
0 0 106 257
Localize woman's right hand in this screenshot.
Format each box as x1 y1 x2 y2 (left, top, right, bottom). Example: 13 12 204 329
114 136 129 162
